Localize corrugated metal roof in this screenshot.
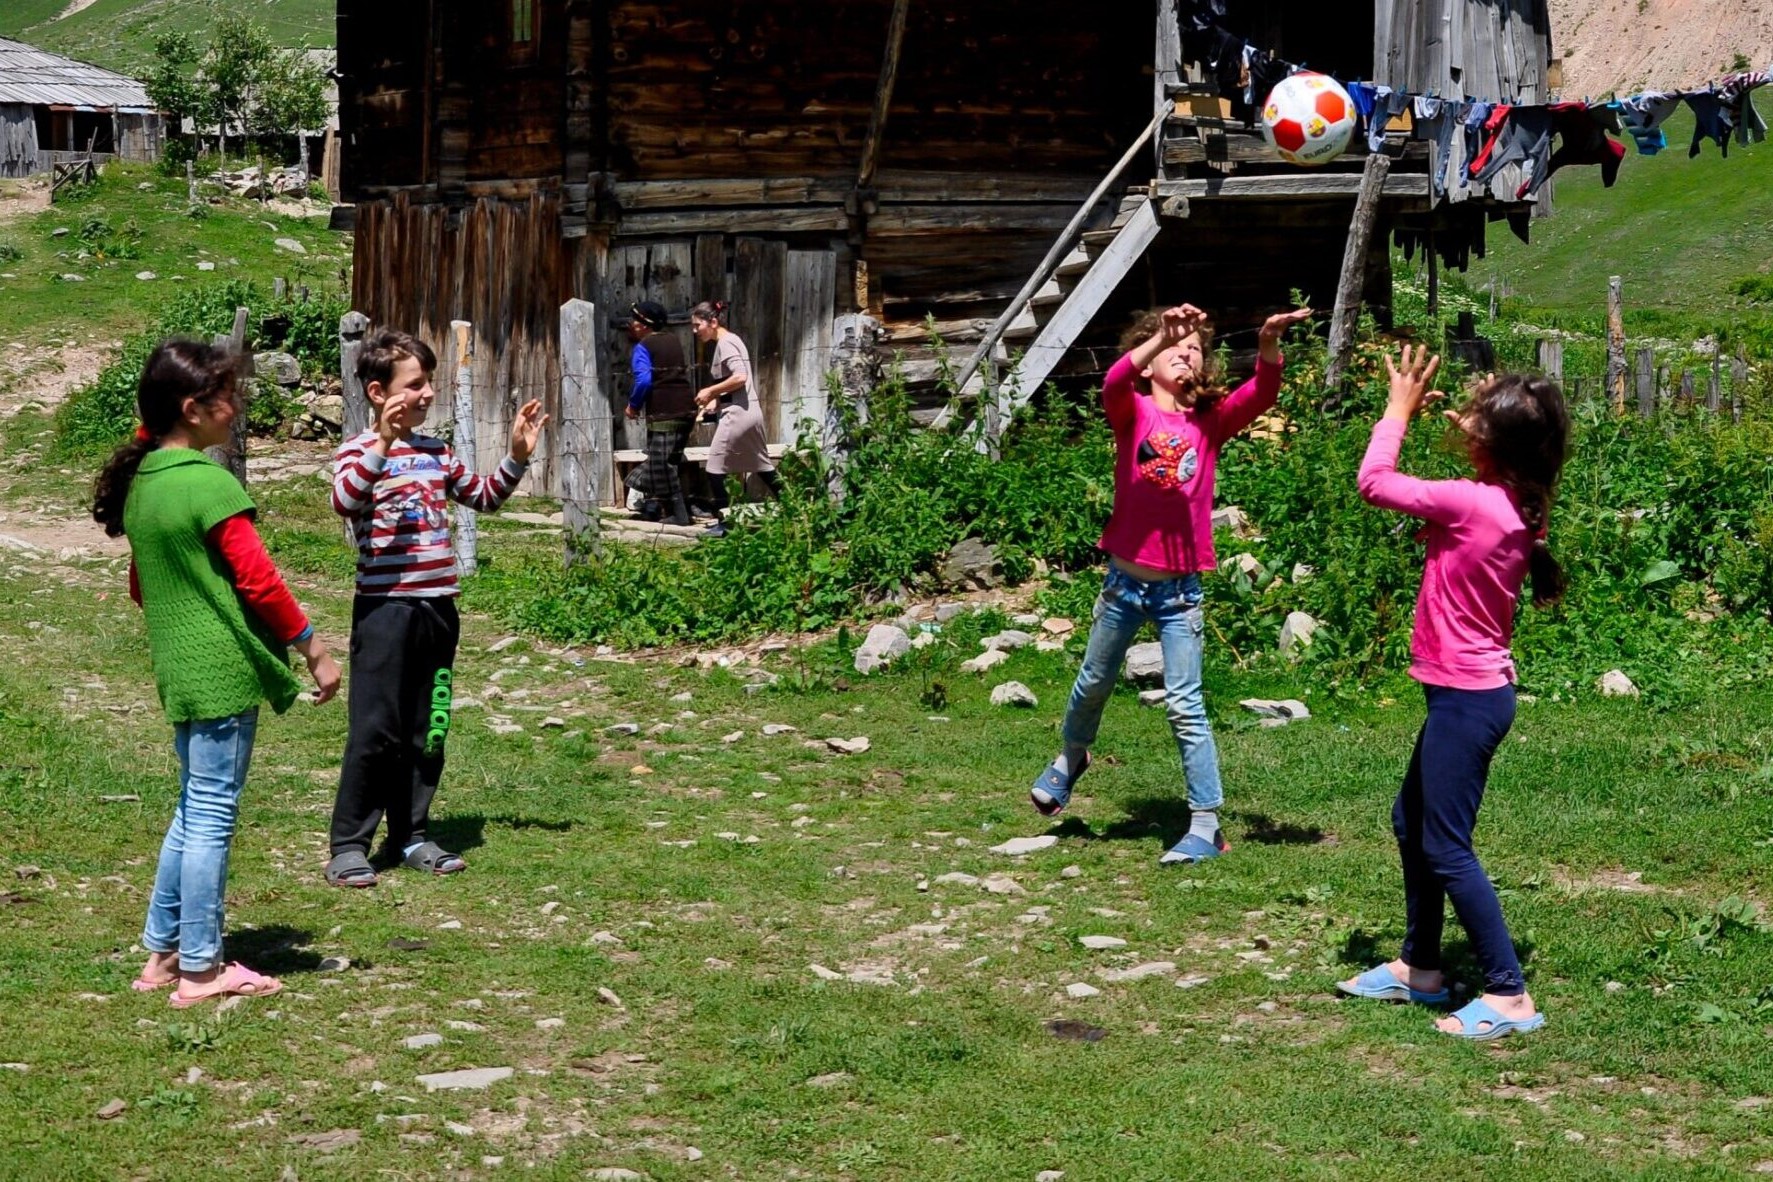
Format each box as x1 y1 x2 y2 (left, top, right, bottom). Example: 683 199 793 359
0 37 156 111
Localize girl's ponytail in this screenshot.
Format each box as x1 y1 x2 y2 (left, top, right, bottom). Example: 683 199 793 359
1464 374 1570 608
90 339 241 537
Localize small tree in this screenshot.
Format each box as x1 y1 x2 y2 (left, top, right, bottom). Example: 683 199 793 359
202 12 276 159
146 32 206 157
252 50 331 179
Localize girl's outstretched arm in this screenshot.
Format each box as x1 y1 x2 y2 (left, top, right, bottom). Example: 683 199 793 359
1202 306 1310 443
1357 345 1470 525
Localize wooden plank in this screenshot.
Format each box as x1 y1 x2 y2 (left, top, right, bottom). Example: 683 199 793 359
620 207 850 235
1153 174 1430 200
339 310 373 439
855 0 912 192
1536 338 1563 382
780 249 838 443
1708 351 1722 413
559 298 605 557
1606 276 1626 415
1325 155 1392 390
1635 347 1655 419
1733 346 1749 424
991 199 1162 427
694 233 727 305
612 173 1099 208
732 238 788 441
450 320 478 576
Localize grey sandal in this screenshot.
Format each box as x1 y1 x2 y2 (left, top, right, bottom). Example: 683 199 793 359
401 841 466 875
325 850 379 888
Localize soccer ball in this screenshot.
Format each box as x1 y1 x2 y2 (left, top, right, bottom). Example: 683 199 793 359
1260 72 1357 167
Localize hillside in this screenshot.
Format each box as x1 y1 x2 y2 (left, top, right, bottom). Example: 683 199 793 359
1550 0 1773 97
0 0 332 76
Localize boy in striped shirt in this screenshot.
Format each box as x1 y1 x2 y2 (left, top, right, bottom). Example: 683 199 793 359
324 329 547 888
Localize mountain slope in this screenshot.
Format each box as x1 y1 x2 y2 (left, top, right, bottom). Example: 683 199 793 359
1550 0 1773 97
0 0 331 76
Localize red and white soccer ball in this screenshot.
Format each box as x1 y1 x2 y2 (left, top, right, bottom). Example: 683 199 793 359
1260 72 1357 166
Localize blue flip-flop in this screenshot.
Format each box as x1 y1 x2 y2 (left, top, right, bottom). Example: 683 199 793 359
1157 829 1230 865
1440 998 1546 1041
1029 753 1089 816
1337 964 1450 1006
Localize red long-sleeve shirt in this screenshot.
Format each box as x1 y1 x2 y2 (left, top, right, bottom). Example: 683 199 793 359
129 512 310 644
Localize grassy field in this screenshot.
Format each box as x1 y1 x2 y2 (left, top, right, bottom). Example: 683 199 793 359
0 0 332 75
3 414 1773 1180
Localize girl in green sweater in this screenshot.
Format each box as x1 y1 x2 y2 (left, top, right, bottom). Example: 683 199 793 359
92 340 340 1008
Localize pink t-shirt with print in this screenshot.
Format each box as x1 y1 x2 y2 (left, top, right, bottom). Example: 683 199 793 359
1095 352 1283 574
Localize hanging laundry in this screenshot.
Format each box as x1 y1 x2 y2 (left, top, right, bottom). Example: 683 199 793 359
1471 105 1559 199
1411 96 1462 200
1615 91 1680 155
1718 69 1771 145
1366 87 1409 154
1685 88 1733 157
1460 101 1493 185
1546 102 1625 188
1178 0 1228 34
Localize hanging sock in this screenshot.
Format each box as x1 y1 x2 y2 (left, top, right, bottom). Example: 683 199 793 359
1546 102 1626 188
1685 89 1732 157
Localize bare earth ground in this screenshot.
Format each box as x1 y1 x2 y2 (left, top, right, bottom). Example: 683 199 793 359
1550 0 1773 97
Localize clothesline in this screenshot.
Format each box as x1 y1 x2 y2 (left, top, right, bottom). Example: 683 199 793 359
1176 0 1769 205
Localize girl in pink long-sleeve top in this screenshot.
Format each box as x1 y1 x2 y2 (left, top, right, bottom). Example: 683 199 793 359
1339 345 1568 1041
1028 302 1310 865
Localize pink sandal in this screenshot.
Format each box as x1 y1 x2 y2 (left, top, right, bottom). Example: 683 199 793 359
168 962 283 1008
131 972 177 992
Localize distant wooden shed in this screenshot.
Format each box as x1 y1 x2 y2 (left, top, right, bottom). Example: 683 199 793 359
0 37 165 177
336 1 1553 495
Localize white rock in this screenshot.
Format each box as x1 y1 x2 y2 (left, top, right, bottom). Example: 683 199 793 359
1222 552 1262 578
403 1033 444 1049
539 717 565 729
721 730 744 743
981 874 1026 896
933 872 979 886
446 1121 476 1137
273 237 307 254
1278 611 1320 656
1239 698 1311 723
1078 935 1127 950
990 681 1038 708
1123 642 1164 684
809 964 844 981
416 1066 514 1092
1138 689 1165 707
854 624 912 674
670 691 693 703
959 648 1010 674
437 920 462 930
761 723 797 735
1041 618 1075 635
1598 669 1639 698
596 987 625 1009
586 1170 646 1181
825 736 871 755
1064 984 1099 1000
1097 961 1176 983
447 1020 485 1032
134 271 156 281
1012 613 1043 626
1060 865 1082 878
990 834 1058 855
535 1018 565 1029
196 261 216 271
1292 563 1315 583
1174 974 1212 989
982 629 1035 652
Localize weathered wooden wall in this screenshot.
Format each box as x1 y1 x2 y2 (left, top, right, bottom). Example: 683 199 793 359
112 113 164 164
0 104 36 178
1375 0 1553 104
352 193 569 490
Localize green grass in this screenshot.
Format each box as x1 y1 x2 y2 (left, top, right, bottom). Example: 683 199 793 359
0 0 332 75
0 163 344 355
4 431 1773 1180
1462 106 1773 328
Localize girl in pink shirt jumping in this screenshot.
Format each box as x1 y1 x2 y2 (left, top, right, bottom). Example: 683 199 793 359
1340 345 1568 1040
1030 302 1309 864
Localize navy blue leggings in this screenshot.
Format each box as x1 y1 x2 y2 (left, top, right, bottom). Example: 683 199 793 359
1394 683 1524 996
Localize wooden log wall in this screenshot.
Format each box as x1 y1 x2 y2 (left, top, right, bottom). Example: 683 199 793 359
352 193 569 492
0 104 37 179
1374 0 1553 105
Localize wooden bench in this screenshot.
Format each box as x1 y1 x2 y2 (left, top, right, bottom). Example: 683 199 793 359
611 443 790 504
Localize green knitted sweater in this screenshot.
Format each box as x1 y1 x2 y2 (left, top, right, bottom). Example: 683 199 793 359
124 449 301 722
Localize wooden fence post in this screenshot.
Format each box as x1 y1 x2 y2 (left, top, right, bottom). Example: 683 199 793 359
1324 152 1390 392
1734 346 1749 424
207 306 252 482
1605 276 1626 415
1635 348 1655 419
1536 338 1563 383
339 311 372 439
184 159 195 205
450 320 478 577
559 298 606 565
1708 350 1722 414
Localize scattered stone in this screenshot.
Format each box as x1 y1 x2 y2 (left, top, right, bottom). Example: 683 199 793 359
586 1169 646 1180
605 723 640 735
1097 961 1176 983
1278 611 1320 656
669 691 693 703
1136 689 1166 708
1064 983 1100 999
1212 504 1253 535
416 1067 513 1092
273 237 307 254
254 351 302 387
762 723 797 736
59 273 84 282
487 636 522 653
990 681 1038 708
540 717 566 729
1604 981 1625 994
134 271 157 281
721 730 743 743
196 261 216 271
1240 699 1311 724
1175 975 1211 989
1060 865 1082 878
535 1018 565 1029
403 1033 444 1049
437 920 463 930
630 765 654 776
1037 1172 1066 1182
854 624 912 674
959 648 1010 675
0 1063 26 1072
1044 1019 1106 1043
940 537 1003 590
990 834 1058 856
99 794 140 803
909 630 940 650
1598 670 1639 698
446 1121 476 1137
596 987 625 1009
808 964 844 981
51 227 68 237
933 872 979 886
1222 552 1263 579
13 866 39 880
981 874 1026 896
1292 563 1315 583
982 629 1035 652
1078 936 1127 950
1123 643 1164 684
806 1071 853 1088
96 1098 127 1120
289 1128 361 1152
933 602 967 623
825 736 871 755
319 956 351 972
1041 618 1075 635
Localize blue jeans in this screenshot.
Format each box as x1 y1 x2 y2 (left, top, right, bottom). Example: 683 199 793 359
141 710 259 973
1395 684 1523 995
1059 566 1222 811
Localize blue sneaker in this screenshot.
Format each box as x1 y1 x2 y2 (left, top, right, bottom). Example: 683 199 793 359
1158 829 1229 865
1029 753 1090 816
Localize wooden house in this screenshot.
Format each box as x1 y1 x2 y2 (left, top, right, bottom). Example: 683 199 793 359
0 38 166 177
336 0 1553 496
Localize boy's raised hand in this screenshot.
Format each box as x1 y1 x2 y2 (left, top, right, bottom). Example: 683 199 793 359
376 389 414 446
1383 344 1442 422
509 399 549 463
1159 303 1209 345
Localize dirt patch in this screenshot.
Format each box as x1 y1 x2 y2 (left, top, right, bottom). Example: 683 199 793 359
0 178 50 225
1551 0 1773 96
0 341 112 416
1554 867 1669 895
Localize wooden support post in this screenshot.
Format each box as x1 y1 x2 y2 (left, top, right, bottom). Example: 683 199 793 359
273 277 287 301
1605 276 1626 415
854 0 910 196
1324 153 1391 392
339 311 373 438
185 159 195 205
827 313 880 500
1733 346 1749 424
1679 369 1695 406
1425 224 1439 320
450 320 478 577
1154 0 1181 178
209 306 252 483
1635 348 1655 419
559 299 605 565
1708 350 1722 413
1536 338 1563 383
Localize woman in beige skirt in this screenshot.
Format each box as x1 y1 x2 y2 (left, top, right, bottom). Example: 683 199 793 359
692 300 782 537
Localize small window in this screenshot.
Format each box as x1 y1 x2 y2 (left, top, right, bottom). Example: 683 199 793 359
513 0 534 42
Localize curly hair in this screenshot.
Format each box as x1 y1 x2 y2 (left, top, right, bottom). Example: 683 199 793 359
1118 309 1228 410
